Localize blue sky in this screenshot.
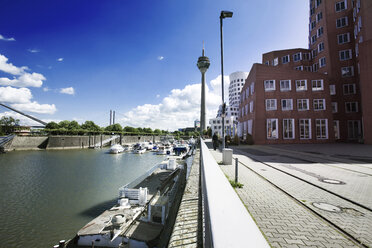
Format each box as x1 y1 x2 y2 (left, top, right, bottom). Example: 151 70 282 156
0 0 309 130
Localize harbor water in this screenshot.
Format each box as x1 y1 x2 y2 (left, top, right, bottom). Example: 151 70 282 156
0 149 166 248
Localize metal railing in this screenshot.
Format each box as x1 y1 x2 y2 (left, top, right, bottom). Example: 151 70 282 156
200 139 270 248
0 134 15 147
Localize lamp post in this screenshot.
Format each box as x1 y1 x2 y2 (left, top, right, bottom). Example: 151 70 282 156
220 10 233 150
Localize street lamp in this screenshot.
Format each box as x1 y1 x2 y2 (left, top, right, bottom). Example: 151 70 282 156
220 10 233 150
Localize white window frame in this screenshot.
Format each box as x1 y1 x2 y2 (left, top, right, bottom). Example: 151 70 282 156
334 120 340 139
332 102 338 113
249 101 254 113
343 84 356 95
273 57 279 66
341 66 354 77
266 118 278 139
339 49 352 61
335 0 347 12
311 35 317 44
313 99 326 111
312 79 324 91
336 16 348 28
264 80 276 91
330 84 336 95
281 99 293 111
345 102 358 113
265 99 277 111
293 52 302 62
296 80 307 91
347 120 361 140
319 57 326 67
282 55 290 64
280 80 291 91
297 99 309 111
337 33 350 44
251 82 255 95
316 12 323 22
318 42 324 52
299 119 312 139
283 119 295 139
317 26 324 37
294 66 304 71
316 119 328 139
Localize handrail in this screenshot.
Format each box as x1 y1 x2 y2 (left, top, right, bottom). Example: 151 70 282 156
0 134 16 147
200 139 269 248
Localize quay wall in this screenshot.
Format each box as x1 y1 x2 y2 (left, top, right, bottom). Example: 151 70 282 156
5 135 162 151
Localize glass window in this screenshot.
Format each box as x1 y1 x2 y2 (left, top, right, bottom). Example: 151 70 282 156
337 33 350 44
332 102 338 113
250 101 254 113
313 99 326 110
312 79 324 91
296 80 307 91
283 119 295 139
265 99 277 111
280 80 291 91
339 49 352 60
299 119 311 139
335 0 347 12
334 120 340 139
311 35 317 44
345 102 358 113
316 12 323 22
251 82 255 95
293 52 302 62
264 80 275 91
317 26 324 37
336 17 348 28
273 58 278 66
347 120 361 140
316 119 328 139
281 99 293 111
282 55 290 64
319 57 326 67
267 119 278 139
341 66 354 77
318 42 324 52
297 99 309 111
343 84 356 95
330 84 336 95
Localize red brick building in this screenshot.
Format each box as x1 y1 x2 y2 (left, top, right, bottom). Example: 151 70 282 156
238 0 372 144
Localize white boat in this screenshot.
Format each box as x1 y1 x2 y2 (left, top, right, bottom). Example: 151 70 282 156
133 147 146 154
109 144 124 154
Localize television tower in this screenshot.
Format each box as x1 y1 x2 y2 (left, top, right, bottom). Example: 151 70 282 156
197 42 210 133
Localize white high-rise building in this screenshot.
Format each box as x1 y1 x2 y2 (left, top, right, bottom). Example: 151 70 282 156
209 71 248 138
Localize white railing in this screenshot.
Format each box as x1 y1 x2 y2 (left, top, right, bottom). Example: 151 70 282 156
0 134 15 147
200 139 270 248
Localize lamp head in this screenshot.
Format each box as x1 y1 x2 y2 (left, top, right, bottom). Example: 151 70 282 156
220 11 233 19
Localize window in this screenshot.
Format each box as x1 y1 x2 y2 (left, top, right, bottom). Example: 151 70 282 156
319 57 326 67
341 66 354 77
293 52 302 62
311 49 318 58
339 49 352 60
299 119 311 139
297 99 309 111
314 99 326 110
250 101 254 113
358 16 362 32
310 7 315 16
294 66 304 71
335 0 347 12
330 84 336 95
348 120 361 139
283 119 295 139
316 12 323 22
316 119 328 139
265 61 270 66
264 80 275 91
332 102 338 113
281 99 293 111
251 82 255 95
267 119 278 139
273 57 279 66
304 66 312 72
265 99 277 111
296 80 307 91
311 35 317 44
245 88 249 98
318 42 324 52
282 55 290 64
245 104 248 115
345 102 358 113
317 26 324 37
280 80 291 91
303 52 310 61
336 17 348 28
313 63 319 72
337 33 350 44
343 84 356 95
310 21 316 30
334 120 340 139
356 43 359 57
312 79 324 91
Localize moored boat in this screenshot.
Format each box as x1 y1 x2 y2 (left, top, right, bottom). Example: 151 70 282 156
109 144 125 154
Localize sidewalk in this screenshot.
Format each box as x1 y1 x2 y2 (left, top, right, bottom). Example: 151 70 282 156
209 148 360 248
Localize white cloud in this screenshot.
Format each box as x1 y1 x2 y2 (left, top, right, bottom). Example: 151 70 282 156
57 58 63 62
0 86 32 103
0 34 15 41
28 48 40 53
156 94 160 98
0 54 28 75
119 75 228 131
43 87 50 92
157 56 164 61
60 87 75 95
11 101 56 114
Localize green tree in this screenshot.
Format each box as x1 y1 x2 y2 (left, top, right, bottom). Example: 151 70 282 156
136 127 143 133
123 126 136 133
58 120 70 129
143 127 152 133
153 129 161 134
45 121 59 129
105 123 123 132
0 116 20 134
67 121 80 130
81 121 101 131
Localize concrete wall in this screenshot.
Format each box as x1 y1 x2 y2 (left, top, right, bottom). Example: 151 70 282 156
6 136 49 151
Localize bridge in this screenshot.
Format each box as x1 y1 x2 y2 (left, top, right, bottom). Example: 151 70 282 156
0 103 47 126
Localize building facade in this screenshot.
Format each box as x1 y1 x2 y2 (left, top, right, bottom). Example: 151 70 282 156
238 0 371 144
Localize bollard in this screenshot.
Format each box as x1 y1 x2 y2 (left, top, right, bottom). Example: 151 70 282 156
235 157 239 183
59 240 65 248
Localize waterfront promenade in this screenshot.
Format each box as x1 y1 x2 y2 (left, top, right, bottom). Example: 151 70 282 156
208 142 372 248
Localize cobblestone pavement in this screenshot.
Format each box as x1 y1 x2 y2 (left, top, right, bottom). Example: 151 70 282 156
168 151 201 248
209 148 364 248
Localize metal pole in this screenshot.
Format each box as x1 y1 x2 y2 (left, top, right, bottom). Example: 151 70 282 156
235 158 238 183
220 16 225 150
